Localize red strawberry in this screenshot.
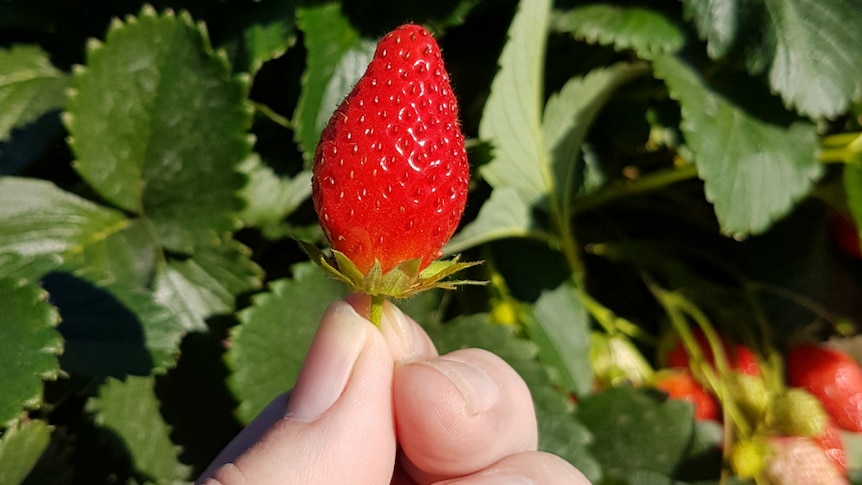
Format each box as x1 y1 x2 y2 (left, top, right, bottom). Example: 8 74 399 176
654 371 720 421
312 24 469 275
828 210 862 259
815 420 848 476
787 343 862 432
666 329 760 376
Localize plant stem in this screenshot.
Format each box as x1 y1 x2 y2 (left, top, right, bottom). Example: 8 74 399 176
370 294 385 328
571 163 699 215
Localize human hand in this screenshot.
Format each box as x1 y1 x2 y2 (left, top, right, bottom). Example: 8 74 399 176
198 294 590 484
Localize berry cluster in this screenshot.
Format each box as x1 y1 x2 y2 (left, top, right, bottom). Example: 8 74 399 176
652 330 860 481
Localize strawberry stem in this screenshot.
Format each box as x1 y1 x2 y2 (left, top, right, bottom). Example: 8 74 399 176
370 294 385 328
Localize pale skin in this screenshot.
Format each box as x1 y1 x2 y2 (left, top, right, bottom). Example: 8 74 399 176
198 294 591 485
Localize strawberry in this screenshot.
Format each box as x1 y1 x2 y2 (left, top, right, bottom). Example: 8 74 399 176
815 420 848 476
654 370 720 421
769 388 828 438
312 24 470 275
787 343 862 432
766 437 848 485
666 329 760 376
828 210 862 259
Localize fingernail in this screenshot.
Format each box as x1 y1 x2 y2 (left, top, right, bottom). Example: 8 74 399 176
380 304 421 361
286 301 368 421
420 357 499 415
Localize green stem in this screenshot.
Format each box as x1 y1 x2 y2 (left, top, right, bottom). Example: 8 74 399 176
251 100 292 130
370 294 385 328
571 163 699 215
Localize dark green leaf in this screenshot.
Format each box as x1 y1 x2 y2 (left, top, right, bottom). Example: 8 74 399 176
153 239 263 332
0 279 62 428
479 0 552 206
542 63 649 218
293 3 376 159
528 282 592 396
653 54 821 237
426 314 601 482
238 2 296 75
227 262 348 423
684 0 862 117
0 420 51 485
0 45 68 142
578 387 694 481
554 5 685 58
60 219 159 290
0 177 128 259
65 6 251 252
45 273 184 377
87 376 192 482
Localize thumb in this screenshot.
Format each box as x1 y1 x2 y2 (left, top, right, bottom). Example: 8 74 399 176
199 300 396 485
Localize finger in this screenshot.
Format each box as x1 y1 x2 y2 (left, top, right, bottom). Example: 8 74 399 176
394 348 538 483
435 451 591 485
345 293 438 362
199 300 396 485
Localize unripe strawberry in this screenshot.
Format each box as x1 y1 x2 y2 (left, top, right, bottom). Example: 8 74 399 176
787 343 862 432
729 372 770 421
312 24 469 275
729 437 769 479
769 388 829 438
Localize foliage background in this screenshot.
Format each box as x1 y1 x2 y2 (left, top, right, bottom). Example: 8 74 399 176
1 0 862 483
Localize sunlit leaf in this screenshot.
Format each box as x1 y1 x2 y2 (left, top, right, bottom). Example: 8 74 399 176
653 54 820 237
0 45 68 142
65 6 251 252
0 279 62 428
479 0 552 206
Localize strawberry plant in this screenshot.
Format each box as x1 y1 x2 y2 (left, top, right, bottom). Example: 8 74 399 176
2 0 862 484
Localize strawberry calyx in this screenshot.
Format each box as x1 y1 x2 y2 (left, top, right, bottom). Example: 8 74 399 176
301 241 483 313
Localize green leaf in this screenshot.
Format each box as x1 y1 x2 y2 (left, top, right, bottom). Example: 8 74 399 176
227 262 348 423
293 3 376 159
425 314 601 482
0 45 68 142
684 0 862 117
0 279 62 428
0 253 62 282
65 6 251 253
153 239 263 332
653 55 821 237
0 177 128 259
478 0 552 206
542 63 649 218
0 420 51 485
681 0 738 59
554 4 685 58
45 273 184 377
237 1 296 75
528 282 592 396
60 219 159 290
87 376 192 482
578 387 694 482
444 187 534 255
238 154 312 228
